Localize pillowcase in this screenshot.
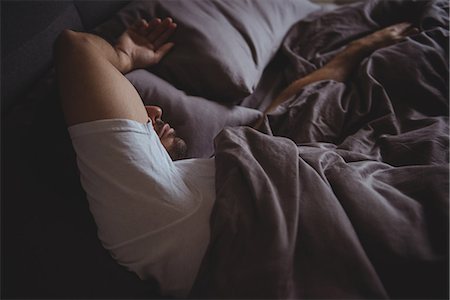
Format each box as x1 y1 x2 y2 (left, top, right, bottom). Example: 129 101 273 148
126 69 262 158
97 0 319 103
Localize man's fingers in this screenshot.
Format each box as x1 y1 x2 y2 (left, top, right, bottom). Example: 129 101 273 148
154 23 177 49
153 42 175 63
404 26 420 37
137 19 149 35
131 19 148 36
394 22 420 37
146 18 162 34
147 17 174 41
400 22 412 29
131 19 147 32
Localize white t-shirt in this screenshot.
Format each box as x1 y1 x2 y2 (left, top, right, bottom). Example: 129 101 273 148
68 119 215 297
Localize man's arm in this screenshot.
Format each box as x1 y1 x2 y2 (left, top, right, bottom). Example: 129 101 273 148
259 23 418 119
55 18 176 126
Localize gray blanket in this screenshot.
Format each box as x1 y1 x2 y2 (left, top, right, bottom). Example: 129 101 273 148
192 0 449 298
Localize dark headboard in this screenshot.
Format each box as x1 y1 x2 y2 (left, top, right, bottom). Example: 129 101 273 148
1 0 128 114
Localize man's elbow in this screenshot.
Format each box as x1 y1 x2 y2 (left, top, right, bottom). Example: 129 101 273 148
54 29 88 59
54 29 76 52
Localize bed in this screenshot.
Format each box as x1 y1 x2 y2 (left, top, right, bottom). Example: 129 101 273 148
3 0 448 298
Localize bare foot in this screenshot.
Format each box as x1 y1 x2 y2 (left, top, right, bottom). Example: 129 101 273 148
353 22 419 52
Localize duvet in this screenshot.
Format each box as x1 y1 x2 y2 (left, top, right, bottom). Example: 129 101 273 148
191 0 449 298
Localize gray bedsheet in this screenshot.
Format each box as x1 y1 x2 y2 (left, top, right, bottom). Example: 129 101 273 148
191 0 449 298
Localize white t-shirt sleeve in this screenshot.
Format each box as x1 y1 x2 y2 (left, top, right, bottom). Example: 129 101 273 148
68 119 216 297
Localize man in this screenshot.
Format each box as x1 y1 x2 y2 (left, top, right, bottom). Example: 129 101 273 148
56 18 216 297
55 17 417 297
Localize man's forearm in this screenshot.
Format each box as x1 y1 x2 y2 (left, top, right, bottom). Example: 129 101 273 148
263 40 376 115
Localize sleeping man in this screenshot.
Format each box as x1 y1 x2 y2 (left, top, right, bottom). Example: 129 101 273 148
55 17 418 297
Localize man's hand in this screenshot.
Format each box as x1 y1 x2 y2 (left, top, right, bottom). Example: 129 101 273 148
115 17 177 72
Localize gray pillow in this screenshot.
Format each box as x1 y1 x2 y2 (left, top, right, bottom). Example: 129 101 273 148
97 0 319 103
126 69 262 158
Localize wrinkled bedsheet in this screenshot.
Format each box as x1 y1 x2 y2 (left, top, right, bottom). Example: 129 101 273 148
191 0 449 298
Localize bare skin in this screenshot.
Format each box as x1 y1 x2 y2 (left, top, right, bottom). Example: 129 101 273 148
254 22 419 129
55 17 187 160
